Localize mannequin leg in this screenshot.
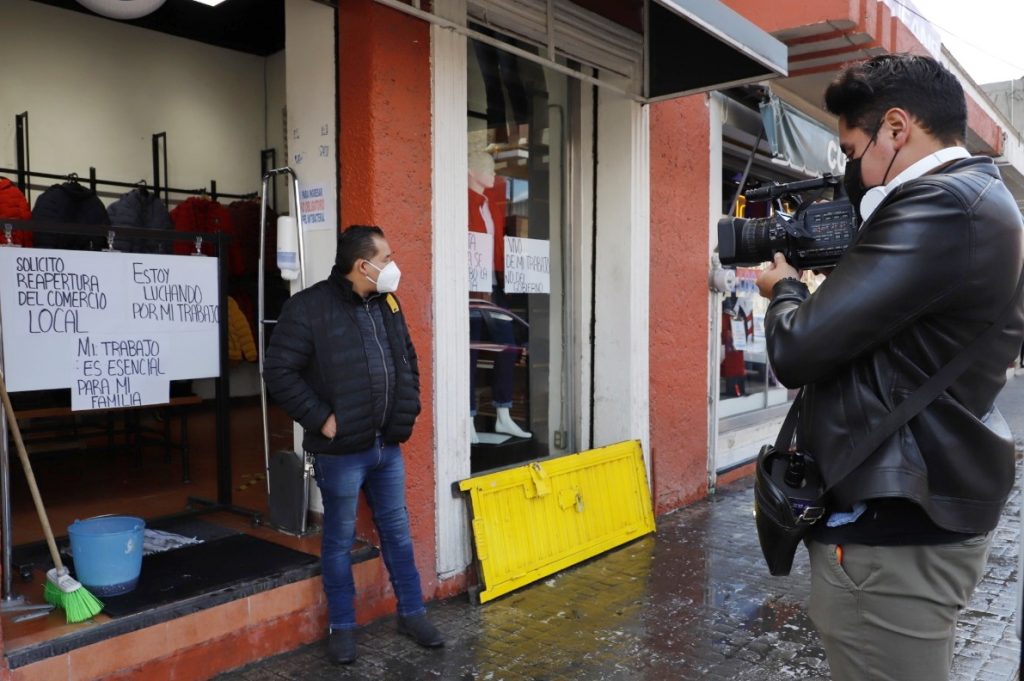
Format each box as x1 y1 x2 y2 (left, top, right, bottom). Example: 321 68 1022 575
495 405 531 438
490 317 530 438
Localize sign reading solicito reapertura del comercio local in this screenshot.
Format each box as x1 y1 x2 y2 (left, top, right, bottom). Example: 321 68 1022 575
0 248 219 411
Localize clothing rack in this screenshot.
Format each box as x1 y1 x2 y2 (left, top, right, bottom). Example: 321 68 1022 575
9 112 259 205
0 167 258 204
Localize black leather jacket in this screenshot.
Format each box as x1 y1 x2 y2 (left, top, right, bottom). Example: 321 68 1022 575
766 156 1024 534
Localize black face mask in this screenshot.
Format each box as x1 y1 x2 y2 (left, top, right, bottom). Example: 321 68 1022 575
842 156 869 219
842 120 882 220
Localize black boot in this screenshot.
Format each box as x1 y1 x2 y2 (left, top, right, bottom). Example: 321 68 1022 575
397 613 445 648
327 628 357 664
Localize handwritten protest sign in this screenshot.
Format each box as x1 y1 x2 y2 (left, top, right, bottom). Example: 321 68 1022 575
71 334 171 410
468 232 494 293
0 248 219 408
503 237 550 294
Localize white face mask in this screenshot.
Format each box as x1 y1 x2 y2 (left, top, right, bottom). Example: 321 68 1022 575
365 260 401 293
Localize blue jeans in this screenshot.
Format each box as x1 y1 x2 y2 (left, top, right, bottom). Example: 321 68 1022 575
470 307 518 412
313 439 426 630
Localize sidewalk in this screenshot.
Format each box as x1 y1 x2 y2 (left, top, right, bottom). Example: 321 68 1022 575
219 375 1024 681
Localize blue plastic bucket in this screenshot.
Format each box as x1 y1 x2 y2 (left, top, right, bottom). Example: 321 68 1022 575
67 516 145 597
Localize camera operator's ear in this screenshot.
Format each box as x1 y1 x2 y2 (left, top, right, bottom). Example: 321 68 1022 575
883 108 910 145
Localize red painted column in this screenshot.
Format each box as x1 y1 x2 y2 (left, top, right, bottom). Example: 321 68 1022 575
338 0 438 615
648 95 713 514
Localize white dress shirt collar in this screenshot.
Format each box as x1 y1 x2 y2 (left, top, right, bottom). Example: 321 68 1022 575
859 145 971 223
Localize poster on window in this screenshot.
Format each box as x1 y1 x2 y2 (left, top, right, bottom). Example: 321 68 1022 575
503 236 550 294
468 233 494 293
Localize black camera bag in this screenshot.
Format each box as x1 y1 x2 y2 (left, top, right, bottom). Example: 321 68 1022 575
754 266 1023 576
754 423 824 576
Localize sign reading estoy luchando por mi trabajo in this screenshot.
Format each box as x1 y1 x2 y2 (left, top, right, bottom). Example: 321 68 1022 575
0 248 220 410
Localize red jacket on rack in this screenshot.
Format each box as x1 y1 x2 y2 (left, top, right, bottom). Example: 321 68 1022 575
170 197 243 275
0 178 33 247
227 199 277 277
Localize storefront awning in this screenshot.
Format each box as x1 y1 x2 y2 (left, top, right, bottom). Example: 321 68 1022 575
378 0 787 102
758 93 844 178
716 90 842 181
647 0 788 101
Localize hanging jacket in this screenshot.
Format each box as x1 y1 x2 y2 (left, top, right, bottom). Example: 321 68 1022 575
227 199 277 277
0 178 33 247
107 187 174 253
32 182 110 251
227 296 258 363
170 197 243 275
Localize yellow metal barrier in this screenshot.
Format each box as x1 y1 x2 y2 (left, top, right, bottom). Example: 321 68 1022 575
458 440 656 603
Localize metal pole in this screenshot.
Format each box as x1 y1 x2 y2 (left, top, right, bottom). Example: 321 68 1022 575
152 133 161 199
258 167 306 496
215 232 232 505
15 114 26 196
292 173 307 290
258 175 272 496
0 321 15 603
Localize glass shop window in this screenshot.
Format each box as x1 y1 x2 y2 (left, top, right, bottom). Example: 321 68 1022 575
466 33 572 472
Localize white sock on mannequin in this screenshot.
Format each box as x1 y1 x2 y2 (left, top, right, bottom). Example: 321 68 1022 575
494 407 531 438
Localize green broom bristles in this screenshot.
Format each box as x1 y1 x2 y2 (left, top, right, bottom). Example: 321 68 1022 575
43 567 103 623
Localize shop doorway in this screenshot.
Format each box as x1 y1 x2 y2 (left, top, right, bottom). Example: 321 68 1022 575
0 0 339 667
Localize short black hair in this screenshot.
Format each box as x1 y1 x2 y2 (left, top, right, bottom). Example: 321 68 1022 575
824 54 967 145
336 224 385 274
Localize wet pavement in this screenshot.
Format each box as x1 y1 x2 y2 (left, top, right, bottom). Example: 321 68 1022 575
219 374 1024 681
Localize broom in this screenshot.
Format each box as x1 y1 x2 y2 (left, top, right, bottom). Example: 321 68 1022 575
0 369 103 623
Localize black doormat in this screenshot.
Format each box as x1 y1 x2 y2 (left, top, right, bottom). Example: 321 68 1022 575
12 517 240 575
97 533 319 618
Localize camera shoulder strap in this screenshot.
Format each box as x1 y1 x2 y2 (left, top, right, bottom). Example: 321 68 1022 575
773 264 1024 492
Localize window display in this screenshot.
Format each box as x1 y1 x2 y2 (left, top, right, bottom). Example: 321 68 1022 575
467 34 570 470
719 170 798 419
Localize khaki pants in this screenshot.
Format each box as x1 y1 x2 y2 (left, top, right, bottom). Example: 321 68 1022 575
806 535 992 681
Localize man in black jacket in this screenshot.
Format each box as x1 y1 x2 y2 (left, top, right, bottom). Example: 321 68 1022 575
264 225 443 665
756 55 1024 681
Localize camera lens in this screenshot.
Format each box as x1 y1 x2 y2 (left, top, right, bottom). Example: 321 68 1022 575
717 215 777 266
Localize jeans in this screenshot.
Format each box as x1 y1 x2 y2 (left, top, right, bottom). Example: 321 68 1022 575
470 308 518 412
313 438 426 630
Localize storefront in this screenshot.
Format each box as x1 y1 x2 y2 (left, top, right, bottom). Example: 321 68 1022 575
0 1 340 678
0 0 793 677
5 0 1023 678
409 0 788 583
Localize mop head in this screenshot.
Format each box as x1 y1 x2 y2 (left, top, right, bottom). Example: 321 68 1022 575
43 567 103 623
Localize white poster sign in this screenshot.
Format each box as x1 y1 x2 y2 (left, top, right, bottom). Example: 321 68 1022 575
299 183 335 232
71 333 171 411
468 232 494 293
0 248 220 396
503 236 550 294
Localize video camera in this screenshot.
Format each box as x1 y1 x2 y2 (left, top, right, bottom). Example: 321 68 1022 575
717 174 858 269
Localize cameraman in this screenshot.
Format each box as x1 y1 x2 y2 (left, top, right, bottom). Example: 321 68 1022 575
756 54 1024 681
